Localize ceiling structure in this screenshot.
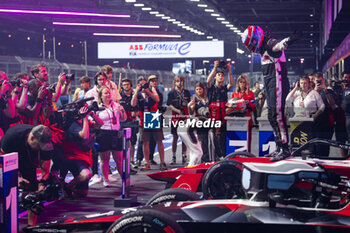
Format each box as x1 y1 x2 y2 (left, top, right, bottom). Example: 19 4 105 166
0 0 330 71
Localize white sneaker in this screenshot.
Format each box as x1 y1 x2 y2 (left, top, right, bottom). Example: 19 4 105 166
109 176 118 182
103 180 110 187
90 174 101 183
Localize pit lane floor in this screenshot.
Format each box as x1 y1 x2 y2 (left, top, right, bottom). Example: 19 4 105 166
18 127 342 232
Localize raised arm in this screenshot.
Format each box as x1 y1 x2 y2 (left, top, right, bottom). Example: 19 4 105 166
227 63 234 90
207 61 219 88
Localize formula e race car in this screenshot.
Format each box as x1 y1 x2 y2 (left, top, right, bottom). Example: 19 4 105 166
24 172 350 233
148 139 350 201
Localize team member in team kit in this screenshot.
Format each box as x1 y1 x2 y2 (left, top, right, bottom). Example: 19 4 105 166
241 25 301 160
206 61 234 158
131 76 167 171
168 76 203 166
167 76 190 164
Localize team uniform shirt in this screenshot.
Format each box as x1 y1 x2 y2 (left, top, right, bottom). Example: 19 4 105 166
62 121 93 167
120 91 138 121
21 92 53 126
97 102 122 131
231 91 256 117
136 87 159 127
286 90 325 118
167 89 191 123
207 84 229 122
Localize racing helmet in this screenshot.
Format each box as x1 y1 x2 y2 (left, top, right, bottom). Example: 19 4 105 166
225 98 247 116
241 26 264 53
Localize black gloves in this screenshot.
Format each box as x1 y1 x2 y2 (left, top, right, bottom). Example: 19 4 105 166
286 30 303 46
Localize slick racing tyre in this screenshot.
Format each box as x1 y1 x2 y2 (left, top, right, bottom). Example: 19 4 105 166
202 160 246 200
146 188 201 206
225 151 256 159
105 209 184 233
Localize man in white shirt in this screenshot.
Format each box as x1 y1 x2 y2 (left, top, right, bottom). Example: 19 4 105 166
101 65 121 103
85 72 107 104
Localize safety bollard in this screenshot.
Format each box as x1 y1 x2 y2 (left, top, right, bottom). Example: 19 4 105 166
114 128 137 207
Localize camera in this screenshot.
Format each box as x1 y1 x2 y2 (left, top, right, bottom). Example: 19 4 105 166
19 173 62 215
8 79 22 87
198 106 210 118
216 60 228 73
38 83 56 96
0 94 7 109
58 97 104 129
66 73 75 81
141 82 149 90
316 79 322 85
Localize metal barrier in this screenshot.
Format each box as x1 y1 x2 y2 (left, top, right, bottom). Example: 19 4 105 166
0 55 204 92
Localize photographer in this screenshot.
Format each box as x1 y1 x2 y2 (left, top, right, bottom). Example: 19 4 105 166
1 124 54 226
313 72 336 157
329 75 348 156
21 79 53 126
120 78 138 168
30 64 67 103
341 71 350 148
0 72 16 121
0 73 28 132
131 76 167 171
206 60 234 158
31 64 68 100
60 104 103 197
188 82 210 163
167 76 191 165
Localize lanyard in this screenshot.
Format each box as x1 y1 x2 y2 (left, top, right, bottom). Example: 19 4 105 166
301 90 310 102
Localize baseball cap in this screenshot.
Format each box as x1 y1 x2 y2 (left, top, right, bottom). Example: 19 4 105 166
137 76 146 83
31 125 54 151
148 75 157 82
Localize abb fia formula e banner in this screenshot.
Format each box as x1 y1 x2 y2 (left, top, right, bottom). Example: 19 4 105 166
98 41 224 59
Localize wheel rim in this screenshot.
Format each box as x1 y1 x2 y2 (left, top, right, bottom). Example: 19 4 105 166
207 166 244 199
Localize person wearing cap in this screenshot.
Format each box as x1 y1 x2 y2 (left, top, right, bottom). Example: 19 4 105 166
1 124 53 226
131 75 167 171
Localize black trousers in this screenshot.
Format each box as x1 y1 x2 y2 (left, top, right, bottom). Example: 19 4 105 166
263 63 290 147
